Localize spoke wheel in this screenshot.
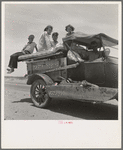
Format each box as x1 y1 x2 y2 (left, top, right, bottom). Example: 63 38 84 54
30 79 51 108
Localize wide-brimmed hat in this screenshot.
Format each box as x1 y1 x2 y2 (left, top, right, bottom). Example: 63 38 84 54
52 32 59 37
65 24 75 31
44 25 53 31
28 35 35 39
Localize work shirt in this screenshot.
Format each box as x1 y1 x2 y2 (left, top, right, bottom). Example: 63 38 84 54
51 41 58 47
22 42 37 54
38 31 52 51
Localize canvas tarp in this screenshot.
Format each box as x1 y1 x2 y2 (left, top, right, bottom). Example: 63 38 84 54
62 32 118 49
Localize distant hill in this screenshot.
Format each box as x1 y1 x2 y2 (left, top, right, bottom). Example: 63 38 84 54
5 75 28 80
4 76 28 84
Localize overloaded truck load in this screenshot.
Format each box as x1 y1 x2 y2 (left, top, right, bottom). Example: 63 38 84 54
19 32 118 108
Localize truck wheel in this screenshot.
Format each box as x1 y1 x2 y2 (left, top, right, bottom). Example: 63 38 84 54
30 79 51 108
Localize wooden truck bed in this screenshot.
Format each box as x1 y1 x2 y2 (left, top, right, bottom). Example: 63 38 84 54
26 57 68 82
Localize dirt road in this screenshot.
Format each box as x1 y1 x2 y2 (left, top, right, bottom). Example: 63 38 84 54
4 81 118 120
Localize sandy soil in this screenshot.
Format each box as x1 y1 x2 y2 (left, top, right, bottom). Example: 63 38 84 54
4 76 118 120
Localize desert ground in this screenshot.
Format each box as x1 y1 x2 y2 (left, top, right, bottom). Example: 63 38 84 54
4 76 118 120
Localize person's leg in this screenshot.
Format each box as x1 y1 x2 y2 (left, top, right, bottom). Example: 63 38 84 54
7 52 24 73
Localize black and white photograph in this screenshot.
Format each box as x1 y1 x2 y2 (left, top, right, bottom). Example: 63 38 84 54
1 1 121 148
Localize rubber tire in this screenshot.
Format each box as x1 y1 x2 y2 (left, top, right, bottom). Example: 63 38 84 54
30 79 51 108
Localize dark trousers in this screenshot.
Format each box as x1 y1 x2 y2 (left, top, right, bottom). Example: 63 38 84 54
8 52 24 68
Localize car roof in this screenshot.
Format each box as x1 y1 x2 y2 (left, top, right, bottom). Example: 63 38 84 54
62 32 118 49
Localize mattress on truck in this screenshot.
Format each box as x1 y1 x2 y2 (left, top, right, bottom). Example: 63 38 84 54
18 44 65 61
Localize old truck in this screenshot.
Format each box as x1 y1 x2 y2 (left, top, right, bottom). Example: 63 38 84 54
19 32 118 108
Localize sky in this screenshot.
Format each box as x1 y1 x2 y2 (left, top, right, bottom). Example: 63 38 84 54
3 2 119 77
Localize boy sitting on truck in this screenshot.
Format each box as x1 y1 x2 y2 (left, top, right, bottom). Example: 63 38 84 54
7 35 38 74
51 32 59 47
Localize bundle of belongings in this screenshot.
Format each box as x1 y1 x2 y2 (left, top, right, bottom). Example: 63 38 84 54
63 32 118 63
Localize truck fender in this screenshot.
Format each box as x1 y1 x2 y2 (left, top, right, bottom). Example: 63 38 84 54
27 73 54 85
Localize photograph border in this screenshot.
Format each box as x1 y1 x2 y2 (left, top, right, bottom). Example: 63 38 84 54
1 1 122 149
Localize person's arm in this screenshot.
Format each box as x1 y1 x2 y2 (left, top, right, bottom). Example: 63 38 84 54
21 45 27 52
21 43 29 53
38 33 45 51
35 44 38 52
21 43 32 54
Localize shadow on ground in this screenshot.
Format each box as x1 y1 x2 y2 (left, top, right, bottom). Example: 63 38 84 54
13 98 32 103
13 98 118 120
